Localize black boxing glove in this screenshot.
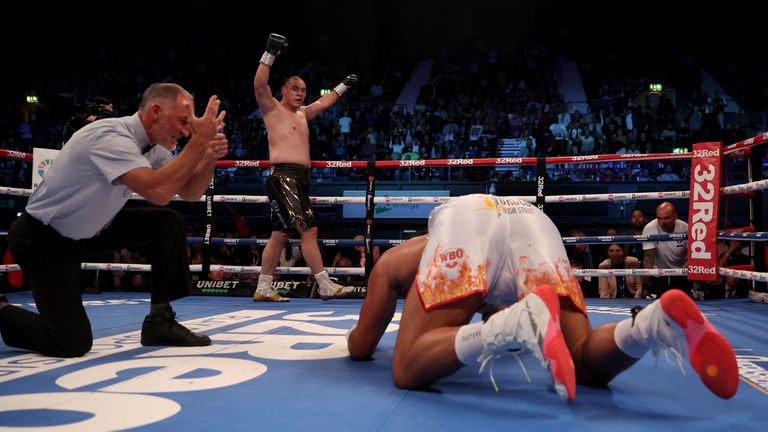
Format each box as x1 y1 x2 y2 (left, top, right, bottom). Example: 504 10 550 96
333 74 358 96
260 33 288 66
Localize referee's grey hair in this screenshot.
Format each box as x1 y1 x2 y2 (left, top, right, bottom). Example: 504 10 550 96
139 83 193 111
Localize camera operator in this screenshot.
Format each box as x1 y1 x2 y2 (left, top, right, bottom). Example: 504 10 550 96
62 96 115 144
60 96 118 292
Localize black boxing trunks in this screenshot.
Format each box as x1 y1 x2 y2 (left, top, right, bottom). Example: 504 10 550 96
266 163 316 233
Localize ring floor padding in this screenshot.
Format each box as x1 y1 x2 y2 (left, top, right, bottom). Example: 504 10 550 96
0 292 765 432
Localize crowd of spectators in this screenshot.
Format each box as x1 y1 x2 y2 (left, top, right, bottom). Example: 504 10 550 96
3 38 765 189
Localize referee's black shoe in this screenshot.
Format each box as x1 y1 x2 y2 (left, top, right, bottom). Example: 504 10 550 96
141 305 210 347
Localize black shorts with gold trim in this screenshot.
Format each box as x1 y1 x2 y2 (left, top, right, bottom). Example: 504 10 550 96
266 163 316 233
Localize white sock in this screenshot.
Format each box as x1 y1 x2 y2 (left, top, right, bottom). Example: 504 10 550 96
257 274 274 294
613 314 650 358
454 322 484 364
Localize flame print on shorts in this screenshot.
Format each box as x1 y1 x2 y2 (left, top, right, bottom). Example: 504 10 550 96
418 242 489 310
516 254 586 315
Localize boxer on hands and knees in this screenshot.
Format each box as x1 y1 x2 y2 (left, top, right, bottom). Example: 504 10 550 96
252 33 359 302
347 194 738 400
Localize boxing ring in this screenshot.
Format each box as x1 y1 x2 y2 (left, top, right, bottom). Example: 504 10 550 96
0 133 767 431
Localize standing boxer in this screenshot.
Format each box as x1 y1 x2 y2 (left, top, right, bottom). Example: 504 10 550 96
252 33 359 302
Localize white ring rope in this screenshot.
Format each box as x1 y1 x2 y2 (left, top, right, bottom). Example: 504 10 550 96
719 267 768 283
575 268 687 277
576 267 768 283
1 177 767 204
187 237 405 247
2 233 764 246
718 232 768 241
0 263 365 276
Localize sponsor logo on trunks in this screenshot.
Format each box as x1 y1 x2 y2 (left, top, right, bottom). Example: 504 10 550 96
493 197 533 208
439 248 465 269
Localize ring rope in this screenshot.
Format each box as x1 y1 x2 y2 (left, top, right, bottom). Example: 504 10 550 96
0 263 366 276
1 177 765 205
186 237 405 247
2 264 764 283
1 231 765 248
1 136 764 289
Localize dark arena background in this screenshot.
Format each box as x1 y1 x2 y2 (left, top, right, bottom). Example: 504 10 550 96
0 1 767 431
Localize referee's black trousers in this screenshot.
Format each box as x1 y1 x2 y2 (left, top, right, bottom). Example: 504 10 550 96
0 207 190 357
